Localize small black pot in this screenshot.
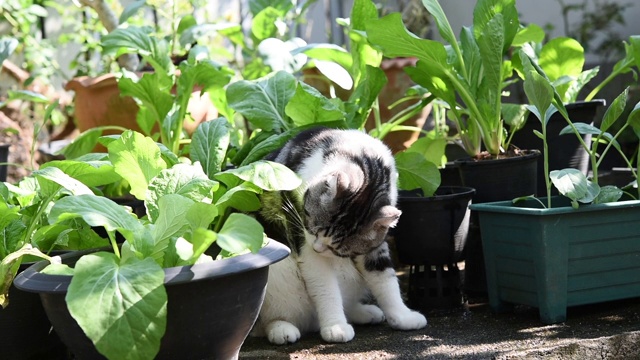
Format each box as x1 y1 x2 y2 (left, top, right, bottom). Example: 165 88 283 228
1 261 68 360
14 240 290 360
455 149 541 203
394 186 476 265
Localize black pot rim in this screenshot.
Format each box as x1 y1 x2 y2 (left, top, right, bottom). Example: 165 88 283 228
398 186 476 202
14 239 290 294
454 149 541 167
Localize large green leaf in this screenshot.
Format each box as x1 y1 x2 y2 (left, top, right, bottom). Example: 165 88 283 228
49 194 143 235
191 119 230 178
214 183 262 215
40 160 121 187
523 67 554 125
366 13 448 66
395 152 440 196
473 0 519 52
118 72 175 134
101 26 172 74
218 160 301 191
294 43 353 70
251 6 282 41
216 213 264 254
475 13 505 152
550 168 599 207
67 253 167 360
345 65 387 129
108 131 167 200
285 83 346 126
600 88 629 133
421 0 459 50
627 101 640 139
146 163 218 222
539 37 585 82
33 167 94 197
152 195 194 242
405 135 447 168
227 71 297 132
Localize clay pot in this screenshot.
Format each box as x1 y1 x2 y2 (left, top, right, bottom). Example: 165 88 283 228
65 73 217 151
302 58 431 154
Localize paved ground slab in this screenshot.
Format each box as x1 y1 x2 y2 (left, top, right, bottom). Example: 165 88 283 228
240 297 640 359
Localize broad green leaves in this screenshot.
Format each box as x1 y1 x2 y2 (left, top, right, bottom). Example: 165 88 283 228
367 0 519 156
227 71 297 132
67 253 167 360
191 119 230 178
109 131 167 200
395 152 440 197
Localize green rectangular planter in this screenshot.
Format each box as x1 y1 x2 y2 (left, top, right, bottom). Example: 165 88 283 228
470 197 640 324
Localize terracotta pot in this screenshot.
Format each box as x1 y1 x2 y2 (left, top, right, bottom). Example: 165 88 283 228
65 73 217 151
302 58 431 153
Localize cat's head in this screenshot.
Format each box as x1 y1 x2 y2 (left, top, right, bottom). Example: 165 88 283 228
303 169 401 257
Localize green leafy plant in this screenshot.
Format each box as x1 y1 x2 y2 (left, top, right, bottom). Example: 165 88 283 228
366 0 533 157
17 124 300 359
516 34 640 103
62 26 235 157
519 51 640 208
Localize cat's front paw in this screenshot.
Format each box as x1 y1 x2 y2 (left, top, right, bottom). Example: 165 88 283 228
266 320 301 345
320 322 355 343
348 304 385 325
386 309 427 330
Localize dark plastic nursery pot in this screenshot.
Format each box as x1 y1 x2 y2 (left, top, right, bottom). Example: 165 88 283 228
394 186 476 265
14 239 290 360
1 260 68 360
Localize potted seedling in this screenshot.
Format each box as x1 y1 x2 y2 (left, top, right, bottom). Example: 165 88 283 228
469 50 640 324
14 124 298 360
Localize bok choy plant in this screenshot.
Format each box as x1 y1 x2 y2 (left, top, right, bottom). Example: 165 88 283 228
6 121 301 359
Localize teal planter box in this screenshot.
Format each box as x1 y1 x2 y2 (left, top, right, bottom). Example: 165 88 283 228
470 197 640 324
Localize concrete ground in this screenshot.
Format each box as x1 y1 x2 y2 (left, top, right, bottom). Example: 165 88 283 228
239 268 640 359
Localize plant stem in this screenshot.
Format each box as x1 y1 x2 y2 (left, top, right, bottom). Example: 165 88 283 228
543 116 551 208
584 58 633 101
108 231 120 259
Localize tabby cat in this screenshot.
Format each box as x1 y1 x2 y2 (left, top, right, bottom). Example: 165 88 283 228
253 127 427 344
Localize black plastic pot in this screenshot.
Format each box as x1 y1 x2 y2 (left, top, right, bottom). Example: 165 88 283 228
395 186 476 265
1 261 68 360
394 186 476 311
455 149 541 203
14 240 290 360
0 143 9 182
510 100 606 195
455 150 541 295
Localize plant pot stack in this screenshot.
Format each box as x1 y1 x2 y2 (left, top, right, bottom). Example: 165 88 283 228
393 186 475 311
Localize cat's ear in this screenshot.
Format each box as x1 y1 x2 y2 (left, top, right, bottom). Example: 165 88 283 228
324 171 350 198
373 205 402 231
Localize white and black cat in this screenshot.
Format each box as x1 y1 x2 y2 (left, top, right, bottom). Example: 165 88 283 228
253 127 427 345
